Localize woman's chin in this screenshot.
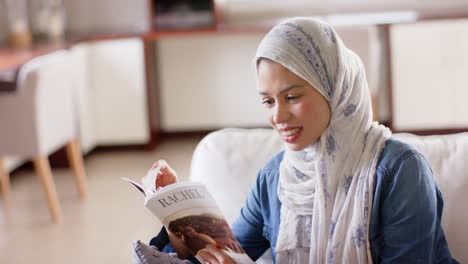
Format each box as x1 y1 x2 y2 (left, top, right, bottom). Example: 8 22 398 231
285 142 307 151
284 137 320 151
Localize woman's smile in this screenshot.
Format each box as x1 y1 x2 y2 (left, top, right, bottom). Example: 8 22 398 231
279 127 303 143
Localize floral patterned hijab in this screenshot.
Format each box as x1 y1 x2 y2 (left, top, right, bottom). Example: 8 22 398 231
255 18 391 263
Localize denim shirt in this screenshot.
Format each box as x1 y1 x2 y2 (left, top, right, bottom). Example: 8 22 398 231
231 138 459 263
152 138 458 263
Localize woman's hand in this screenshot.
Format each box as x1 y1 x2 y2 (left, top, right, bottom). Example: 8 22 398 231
152 160 178 190
197 244 236 264
219 238 244 254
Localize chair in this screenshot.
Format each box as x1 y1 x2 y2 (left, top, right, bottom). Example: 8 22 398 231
0 50 88 223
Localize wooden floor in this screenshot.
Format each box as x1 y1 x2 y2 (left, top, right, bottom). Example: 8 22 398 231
0 136 203 263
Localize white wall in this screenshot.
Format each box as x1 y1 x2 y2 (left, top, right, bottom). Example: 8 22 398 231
64 0 150 35
223 0 468 26
0 0 150 44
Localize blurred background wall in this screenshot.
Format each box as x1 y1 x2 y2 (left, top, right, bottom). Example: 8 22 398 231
1 0 467 43
63 0 149 35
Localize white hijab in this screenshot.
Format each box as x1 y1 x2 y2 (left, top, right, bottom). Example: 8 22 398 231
255 18 391 263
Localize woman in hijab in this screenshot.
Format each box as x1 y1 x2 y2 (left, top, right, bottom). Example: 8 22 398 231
151 18 458 263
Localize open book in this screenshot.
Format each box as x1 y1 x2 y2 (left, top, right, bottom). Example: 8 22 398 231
122 165 255 264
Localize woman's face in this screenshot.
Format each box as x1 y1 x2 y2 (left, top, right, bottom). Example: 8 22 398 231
257 60 331 151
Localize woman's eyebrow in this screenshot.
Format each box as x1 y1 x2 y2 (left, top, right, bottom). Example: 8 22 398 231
258 84 304 95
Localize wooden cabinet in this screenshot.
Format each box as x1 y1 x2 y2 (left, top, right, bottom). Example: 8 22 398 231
390 19 468 132
156 33 268 131
88 38 149 145
70 38 150 150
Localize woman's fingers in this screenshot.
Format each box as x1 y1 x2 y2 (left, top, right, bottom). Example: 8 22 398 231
230 241 243 253
150 160 164 170
196 245 236 264
197 249 218 264
220 239 242 253
153 160 178 189
205 244 235 264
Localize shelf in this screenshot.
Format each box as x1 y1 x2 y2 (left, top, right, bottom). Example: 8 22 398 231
0 43 71 72
142 24 271 40
0 33 148 74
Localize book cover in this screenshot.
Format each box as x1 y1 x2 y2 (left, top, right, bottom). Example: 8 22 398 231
123 167 254 264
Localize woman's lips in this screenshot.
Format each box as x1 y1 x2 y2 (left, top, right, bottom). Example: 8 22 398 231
279 127 302 143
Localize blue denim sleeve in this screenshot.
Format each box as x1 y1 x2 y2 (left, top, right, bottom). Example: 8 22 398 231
231 170 271 261
379 152 440 263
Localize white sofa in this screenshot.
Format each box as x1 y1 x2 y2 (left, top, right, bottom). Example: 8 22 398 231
190 128 468 263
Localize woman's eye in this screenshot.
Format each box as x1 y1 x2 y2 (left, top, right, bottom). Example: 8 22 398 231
262 98 274 106
287 95 300 102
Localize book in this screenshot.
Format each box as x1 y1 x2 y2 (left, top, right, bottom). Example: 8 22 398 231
122 165 255 264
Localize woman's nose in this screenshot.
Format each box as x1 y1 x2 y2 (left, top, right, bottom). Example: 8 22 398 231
272 104 291 124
